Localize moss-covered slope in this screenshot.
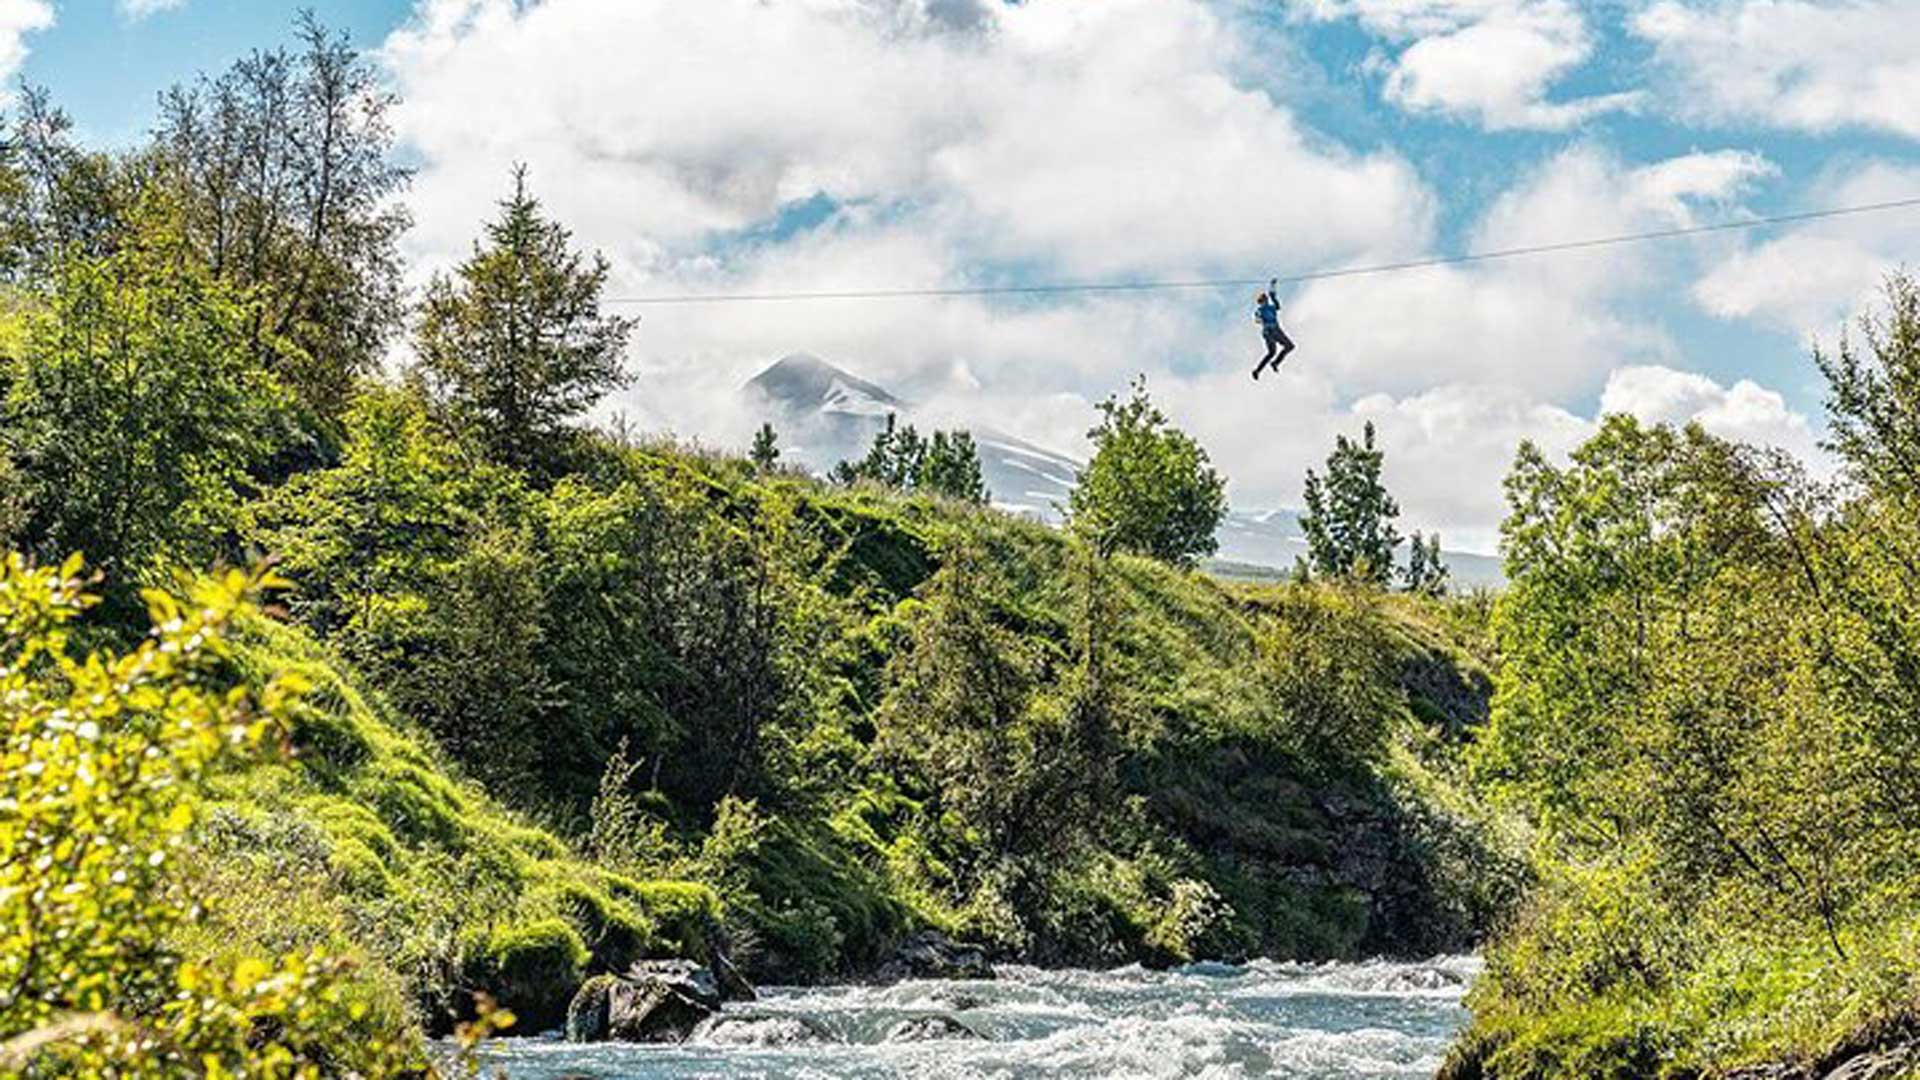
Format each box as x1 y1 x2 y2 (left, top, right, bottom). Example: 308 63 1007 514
187 618 720 1035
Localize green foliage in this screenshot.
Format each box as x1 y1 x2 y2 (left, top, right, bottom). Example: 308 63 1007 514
0 88 131 278
2 222 288 593
1258 583 1399 767
1300 420 1402 585
415 167 635 475
152 13 412 428
1456 276 1920 1078
833 414 989 503
247 384 476 646
412 523 553 783
0 556 425 1075
1067 377 1226 568
1816 271 1920 506
1405 531 1449 596
875 542 1076 865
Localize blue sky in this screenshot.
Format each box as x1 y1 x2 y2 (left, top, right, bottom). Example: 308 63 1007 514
11 0 1920 549
23 2 399 145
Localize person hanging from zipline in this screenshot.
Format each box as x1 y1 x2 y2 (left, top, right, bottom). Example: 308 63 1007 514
1252 278 1294 380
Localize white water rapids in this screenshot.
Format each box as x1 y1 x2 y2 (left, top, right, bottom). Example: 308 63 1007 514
465 955 1479 1078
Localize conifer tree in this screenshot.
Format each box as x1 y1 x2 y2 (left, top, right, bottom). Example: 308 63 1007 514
415 166 636 474
833 414 989 503
750 422 780 472
1300 421 1402 585
920 430 988 503
1404 530 1449 596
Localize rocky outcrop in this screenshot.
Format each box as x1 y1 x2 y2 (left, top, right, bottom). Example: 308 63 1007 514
873 931 995 984
884 1014 981 1042
565 959 754 1044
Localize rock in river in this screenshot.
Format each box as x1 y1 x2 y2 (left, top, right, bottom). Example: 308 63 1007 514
566 961 736 1044
874 930 995 984
884 1015 981 1042
694 1013 837 1047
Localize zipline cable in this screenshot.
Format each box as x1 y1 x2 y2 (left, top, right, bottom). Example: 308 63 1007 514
602 194 1920 306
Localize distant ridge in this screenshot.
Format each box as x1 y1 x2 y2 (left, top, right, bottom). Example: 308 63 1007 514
740 354 1504 586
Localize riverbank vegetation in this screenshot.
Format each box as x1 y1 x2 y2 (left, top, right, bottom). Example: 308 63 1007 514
11 13 1912 1078
1444 276 1920 1078
0 18 1515 1071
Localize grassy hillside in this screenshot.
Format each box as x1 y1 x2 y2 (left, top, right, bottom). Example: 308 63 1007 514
186 618 721 1035
150 431 1520 1044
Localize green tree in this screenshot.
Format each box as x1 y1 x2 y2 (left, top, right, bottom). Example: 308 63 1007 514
1817 271 1920 506
877 544 1074 873
750 422 781 472
415 523 554 785
1067 377 1226 567
152 13 413 427
920 429 988 503
0 86 131 279
244 384 491 657
1806 269 1920 815
833 415 988 503
1261 584 1398 767
834 413 922 488
1449 275 1920 1080
1 221 287 595
415 167 636 475
1300 421 1402 584
1404 531 1449 596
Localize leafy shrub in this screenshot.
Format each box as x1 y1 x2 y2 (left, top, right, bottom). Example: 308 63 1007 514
0 555 424 1074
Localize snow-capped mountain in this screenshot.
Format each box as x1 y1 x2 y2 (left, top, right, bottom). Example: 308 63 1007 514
745 353 1081 520
741 354 1504 586
744 353 902 420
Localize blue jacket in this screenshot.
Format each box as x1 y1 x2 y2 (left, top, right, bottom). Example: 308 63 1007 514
1255 297 1280 328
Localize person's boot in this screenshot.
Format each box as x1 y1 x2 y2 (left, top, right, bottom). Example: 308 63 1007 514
1252 361 1266 380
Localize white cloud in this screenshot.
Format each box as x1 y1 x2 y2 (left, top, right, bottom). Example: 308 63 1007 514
378 0 1820 554
1281 146 1773 399
0 0 51 88
1302 0 1640 130
1694 162 1920 334
119 0 187 20
384 0 1432 284
1599 363 1821 462
1350 383 1591 551
1325 365 1819 553
379 0 1437 467
1635 0 1920 140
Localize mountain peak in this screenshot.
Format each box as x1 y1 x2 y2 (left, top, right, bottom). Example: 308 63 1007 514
745 353 903 416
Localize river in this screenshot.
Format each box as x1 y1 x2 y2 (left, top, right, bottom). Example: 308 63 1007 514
465 955 1478 1079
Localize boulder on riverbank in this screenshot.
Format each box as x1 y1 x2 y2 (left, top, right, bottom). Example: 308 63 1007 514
565 959 754 1044
873 931 995 984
